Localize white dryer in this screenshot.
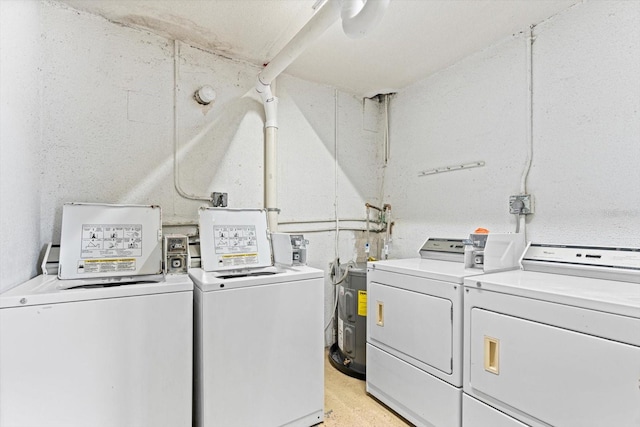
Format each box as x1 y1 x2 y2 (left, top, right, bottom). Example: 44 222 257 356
366 236 517 427
463 244 640 427
190 208 324 427
0 203 193 427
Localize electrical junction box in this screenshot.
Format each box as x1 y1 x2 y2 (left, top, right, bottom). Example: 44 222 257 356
164 234 189 274
509 194 534 215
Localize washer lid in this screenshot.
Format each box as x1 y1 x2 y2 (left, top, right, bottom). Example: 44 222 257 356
189 265 323 291
58 203 163 281
198 208 272 272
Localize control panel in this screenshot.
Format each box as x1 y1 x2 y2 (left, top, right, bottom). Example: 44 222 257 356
164 234 189 274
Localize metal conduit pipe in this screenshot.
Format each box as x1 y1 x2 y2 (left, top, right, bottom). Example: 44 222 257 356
256 0 391 231
278 218 382 225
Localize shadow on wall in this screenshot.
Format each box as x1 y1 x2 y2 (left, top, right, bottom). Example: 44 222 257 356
177 95 264 194
118 93 263 204
280 81 383 210
47 94 263 243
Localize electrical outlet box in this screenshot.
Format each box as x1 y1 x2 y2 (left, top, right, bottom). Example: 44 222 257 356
509 194 534 215
212 192 228 207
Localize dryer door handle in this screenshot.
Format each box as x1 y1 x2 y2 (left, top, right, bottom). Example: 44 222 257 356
484 336 500 375
376 301 384 326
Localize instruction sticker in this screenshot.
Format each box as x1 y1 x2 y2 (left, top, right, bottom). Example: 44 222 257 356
77 258 136 274
214 225 259 266
358 290 367 317
81 224 143 258
220 253 260 267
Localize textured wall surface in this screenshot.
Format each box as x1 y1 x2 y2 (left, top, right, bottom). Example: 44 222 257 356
384 34 529 257
0 1 43 293
527 0 640 246
13 1 383 341
384 0 640 258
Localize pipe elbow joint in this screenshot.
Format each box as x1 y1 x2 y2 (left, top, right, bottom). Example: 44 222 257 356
264 97 279 129
341 0 390 39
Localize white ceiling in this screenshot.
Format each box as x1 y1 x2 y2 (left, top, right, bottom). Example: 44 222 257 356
59 0 578 97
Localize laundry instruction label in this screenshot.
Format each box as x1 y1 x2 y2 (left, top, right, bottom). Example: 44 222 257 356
213 225 258 253
220 253 259 267
213 225 259 266
81 224 143 258
77 258 136 274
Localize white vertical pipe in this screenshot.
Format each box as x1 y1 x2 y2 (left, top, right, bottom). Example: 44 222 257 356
256 0 390 231
334 89 340 260
257 1 340 232
519 26 536 238
265 126 278 231
521 26 534 194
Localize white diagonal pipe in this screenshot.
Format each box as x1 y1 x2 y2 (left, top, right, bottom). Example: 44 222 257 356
256 0 391 231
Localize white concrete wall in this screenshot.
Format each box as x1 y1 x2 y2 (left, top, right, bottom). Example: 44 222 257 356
0 0 43 293
26 1 383 342
384 0 640 258
527 0 640 245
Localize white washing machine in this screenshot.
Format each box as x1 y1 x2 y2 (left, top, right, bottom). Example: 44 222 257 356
0 203 194 427
366 235 523 427
463 243 640 427
191 208 324 427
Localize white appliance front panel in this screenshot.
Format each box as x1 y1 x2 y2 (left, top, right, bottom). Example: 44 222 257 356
0 291 193 427
366 344 461 427
195 278 324 427
467 307 640 427
367 267 463 385
368 281 453 375
462 394 528 427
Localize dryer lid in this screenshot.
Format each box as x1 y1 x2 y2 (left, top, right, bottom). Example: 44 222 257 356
522 243 640 283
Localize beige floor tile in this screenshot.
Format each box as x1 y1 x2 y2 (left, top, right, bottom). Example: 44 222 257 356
322 351 411 427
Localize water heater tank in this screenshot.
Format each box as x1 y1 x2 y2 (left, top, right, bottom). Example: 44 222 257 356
328 263 367 379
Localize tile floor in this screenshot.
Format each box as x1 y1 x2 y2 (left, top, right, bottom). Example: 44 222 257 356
322 351 411 427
